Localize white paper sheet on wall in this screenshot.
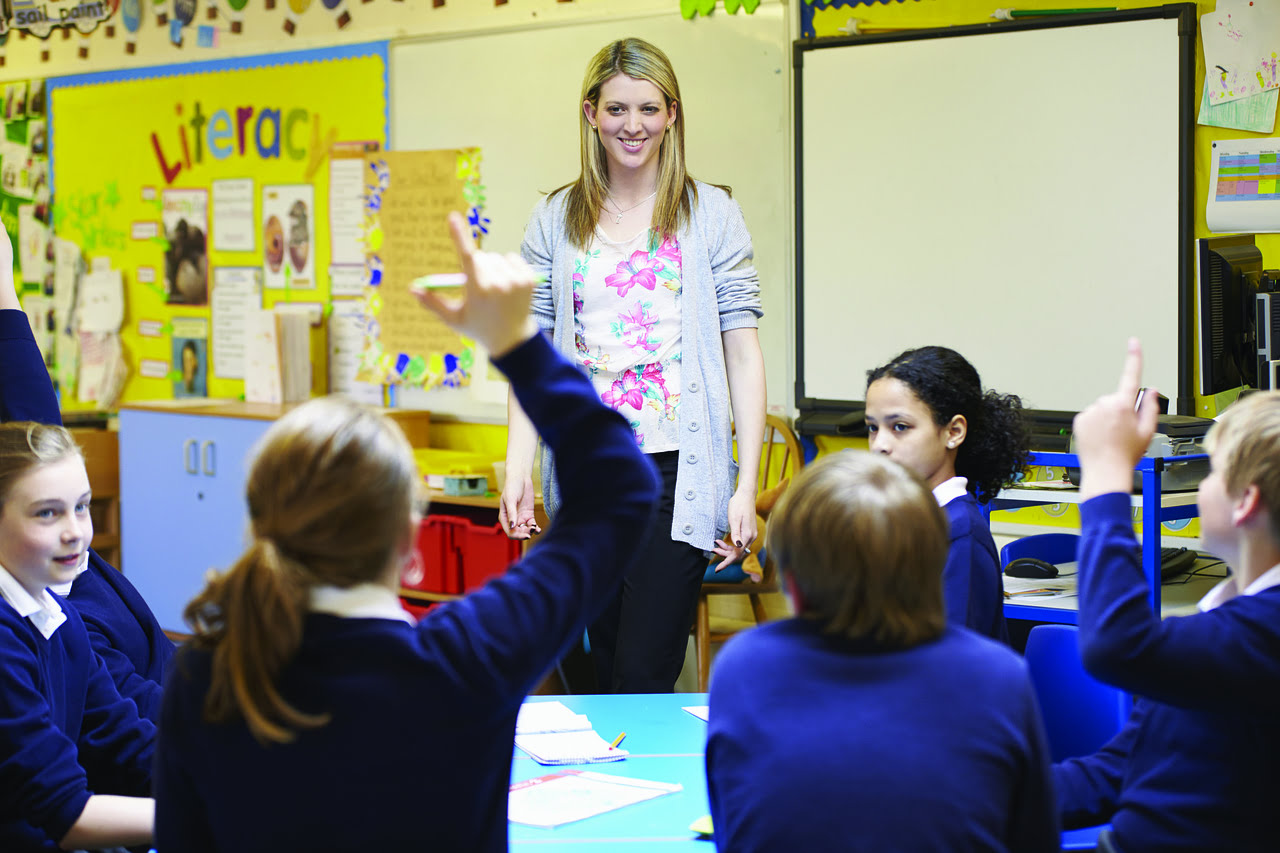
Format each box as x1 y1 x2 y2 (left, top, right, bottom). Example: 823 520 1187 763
1206 138 1280 234
211 267 262 379
1202 0 1280 106
77 268 125 333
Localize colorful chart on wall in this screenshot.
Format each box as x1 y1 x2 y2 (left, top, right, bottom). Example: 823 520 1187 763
46 42 388 407
356 148 482 390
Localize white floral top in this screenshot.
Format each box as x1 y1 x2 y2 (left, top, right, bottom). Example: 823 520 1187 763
574 227 683 452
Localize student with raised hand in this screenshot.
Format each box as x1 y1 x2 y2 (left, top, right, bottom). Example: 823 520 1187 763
865 346 1029 641
0 422 155 852
706 450 1057 853
506 37 766 693
1053 340 1280 852
0 224 174 723
153 212 659 853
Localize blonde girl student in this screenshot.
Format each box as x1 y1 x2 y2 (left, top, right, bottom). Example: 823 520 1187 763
865 346 1029 642
0 423 155 851
153 214 659 852
0 225 174 724
706 451 1057 852
503 37 766 693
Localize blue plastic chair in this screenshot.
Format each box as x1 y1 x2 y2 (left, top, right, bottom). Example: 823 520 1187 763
1023 624 1133 763
1000 532 1080 568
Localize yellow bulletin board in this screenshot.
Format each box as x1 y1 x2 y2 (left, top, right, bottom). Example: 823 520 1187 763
46 42 389 408
357 148 480 390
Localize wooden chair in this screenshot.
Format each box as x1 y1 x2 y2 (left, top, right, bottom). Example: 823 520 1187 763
70 427 121 569
693 414 804 691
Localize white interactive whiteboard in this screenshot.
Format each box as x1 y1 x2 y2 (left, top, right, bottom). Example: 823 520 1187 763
391 5 791 419
796 6 1195 416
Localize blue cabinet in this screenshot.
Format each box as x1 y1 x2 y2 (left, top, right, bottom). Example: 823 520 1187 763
119 402 431 635
119 407 270 634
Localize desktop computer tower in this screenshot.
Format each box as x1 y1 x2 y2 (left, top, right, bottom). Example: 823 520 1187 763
1257 291 1280 390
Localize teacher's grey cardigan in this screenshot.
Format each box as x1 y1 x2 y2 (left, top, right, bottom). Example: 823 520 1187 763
521 181 763 552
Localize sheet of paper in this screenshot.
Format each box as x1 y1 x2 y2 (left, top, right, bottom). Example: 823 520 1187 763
211 267 262 380
1202 0 1280 105
212 178 255 252
328 301 384 405
514 731 629 766
682 705 710 722
16 204 48 284
328 264 366 298
516 701 591 735
508 771 682 829
78 268 125 333
243 310 283 404
263 184 315 290
329 143 376 266
1206 137 1280 233
1197 76 1278 134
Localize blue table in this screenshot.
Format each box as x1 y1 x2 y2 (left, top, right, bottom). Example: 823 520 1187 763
509 693 1104 851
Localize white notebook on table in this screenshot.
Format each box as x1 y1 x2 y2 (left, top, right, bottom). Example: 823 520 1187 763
514 700 628 765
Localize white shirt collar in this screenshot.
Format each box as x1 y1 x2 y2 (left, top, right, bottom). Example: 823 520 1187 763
0 563 67 640
932 476 969 508
1198 562 1280 612
309 582 414 625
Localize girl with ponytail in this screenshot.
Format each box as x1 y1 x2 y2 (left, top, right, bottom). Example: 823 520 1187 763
864 346 1030 642
154 213 659 852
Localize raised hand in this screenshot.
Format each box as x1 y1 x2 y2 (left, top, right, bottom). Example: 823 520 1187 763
410 212 538 359
1073 338 1160 500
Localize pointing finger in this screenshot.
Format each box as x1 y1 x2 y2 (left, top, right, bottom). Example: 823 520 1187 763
1117 337 1144 400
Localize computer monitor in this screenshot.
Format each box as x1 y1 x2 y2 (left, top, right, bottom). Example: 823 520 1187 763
1197 235 1263 397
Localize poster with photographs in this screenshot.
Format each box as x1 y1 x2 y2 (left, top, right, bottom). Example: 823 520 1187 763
27 80 46 118
172 325 209 398
161 188 209 305
262 184 314 290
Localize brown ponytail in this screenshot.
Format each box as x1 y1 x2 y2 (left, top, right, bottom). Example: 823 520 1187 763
182 397 420 745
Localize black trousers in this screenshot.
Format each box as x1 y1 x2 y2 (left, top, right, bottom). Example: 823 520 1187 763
588 450 709 693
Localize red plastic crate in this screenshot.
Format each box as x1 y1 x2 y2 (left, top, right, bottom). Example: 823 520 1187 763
459 519 522 592
404 515 464 595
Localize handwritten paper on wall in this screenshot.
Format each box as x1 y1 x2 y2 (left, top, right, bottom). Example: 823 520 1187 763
1207 138 1280 234
357 148 485 390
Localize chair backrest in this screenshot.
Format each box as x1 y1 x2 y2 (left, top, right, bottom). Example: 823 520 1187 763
1023 624 1132 762
755 414 804 493
1000 532 1080 568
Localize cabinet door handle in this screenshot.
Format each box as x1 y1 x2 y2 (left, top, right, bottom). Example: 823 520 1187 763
201 440 216 477
183 439 198 475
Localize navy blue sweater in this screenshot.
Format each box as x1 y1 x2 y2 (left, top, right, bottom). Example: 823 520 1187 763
707 619 1058 853
154 333 660 852
0 594 155 851
1053 493 1280 851
0 308 175 721
942 492 1009 643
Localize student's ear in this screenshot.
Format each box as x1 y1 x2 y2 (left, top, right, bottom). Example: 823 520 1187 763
945 414 967 451
1233 484 1265 529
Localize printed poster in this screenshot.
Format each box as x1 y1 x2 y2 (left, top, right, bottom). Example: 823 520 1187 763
172 317 209 398
162 188 209 305
262 184 315 290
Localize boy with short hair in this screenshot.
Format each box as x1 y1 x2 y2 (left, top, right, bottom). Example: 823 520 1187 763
1055 340 1280 851
706 450 1057 853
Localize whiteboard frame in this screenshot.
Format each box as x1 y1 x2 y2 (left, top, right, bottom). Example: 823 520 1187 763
793 5 1196 425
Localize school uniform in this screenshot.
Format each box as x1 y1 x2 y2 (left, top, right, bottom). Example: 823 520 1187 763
0 307 175 722
934 477 1009 643
0 566 155 852
706 619 1058 853
154 333 660 852
1053 493 1280 851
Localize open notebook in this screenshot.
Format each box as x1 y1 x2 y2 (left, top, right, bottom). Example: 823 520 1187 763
515 701 628 765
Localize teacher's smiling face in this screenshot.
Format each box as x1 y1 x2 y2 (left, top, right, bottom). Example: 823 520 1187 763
584 73 675 181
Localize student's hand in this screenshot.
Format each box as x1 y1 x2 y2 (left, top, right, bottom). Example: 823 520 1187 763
411 212 538 359
1074 338 1160 501
499 475 541 540
0 218 18 312
711 490 759 573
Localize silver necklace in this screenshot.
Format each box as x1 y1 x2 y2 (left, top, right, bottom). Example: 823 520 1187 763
606 191 657 224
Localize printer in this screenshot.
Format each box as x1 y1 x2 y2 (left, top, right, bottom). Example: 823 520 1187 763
1068 415 1213 492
